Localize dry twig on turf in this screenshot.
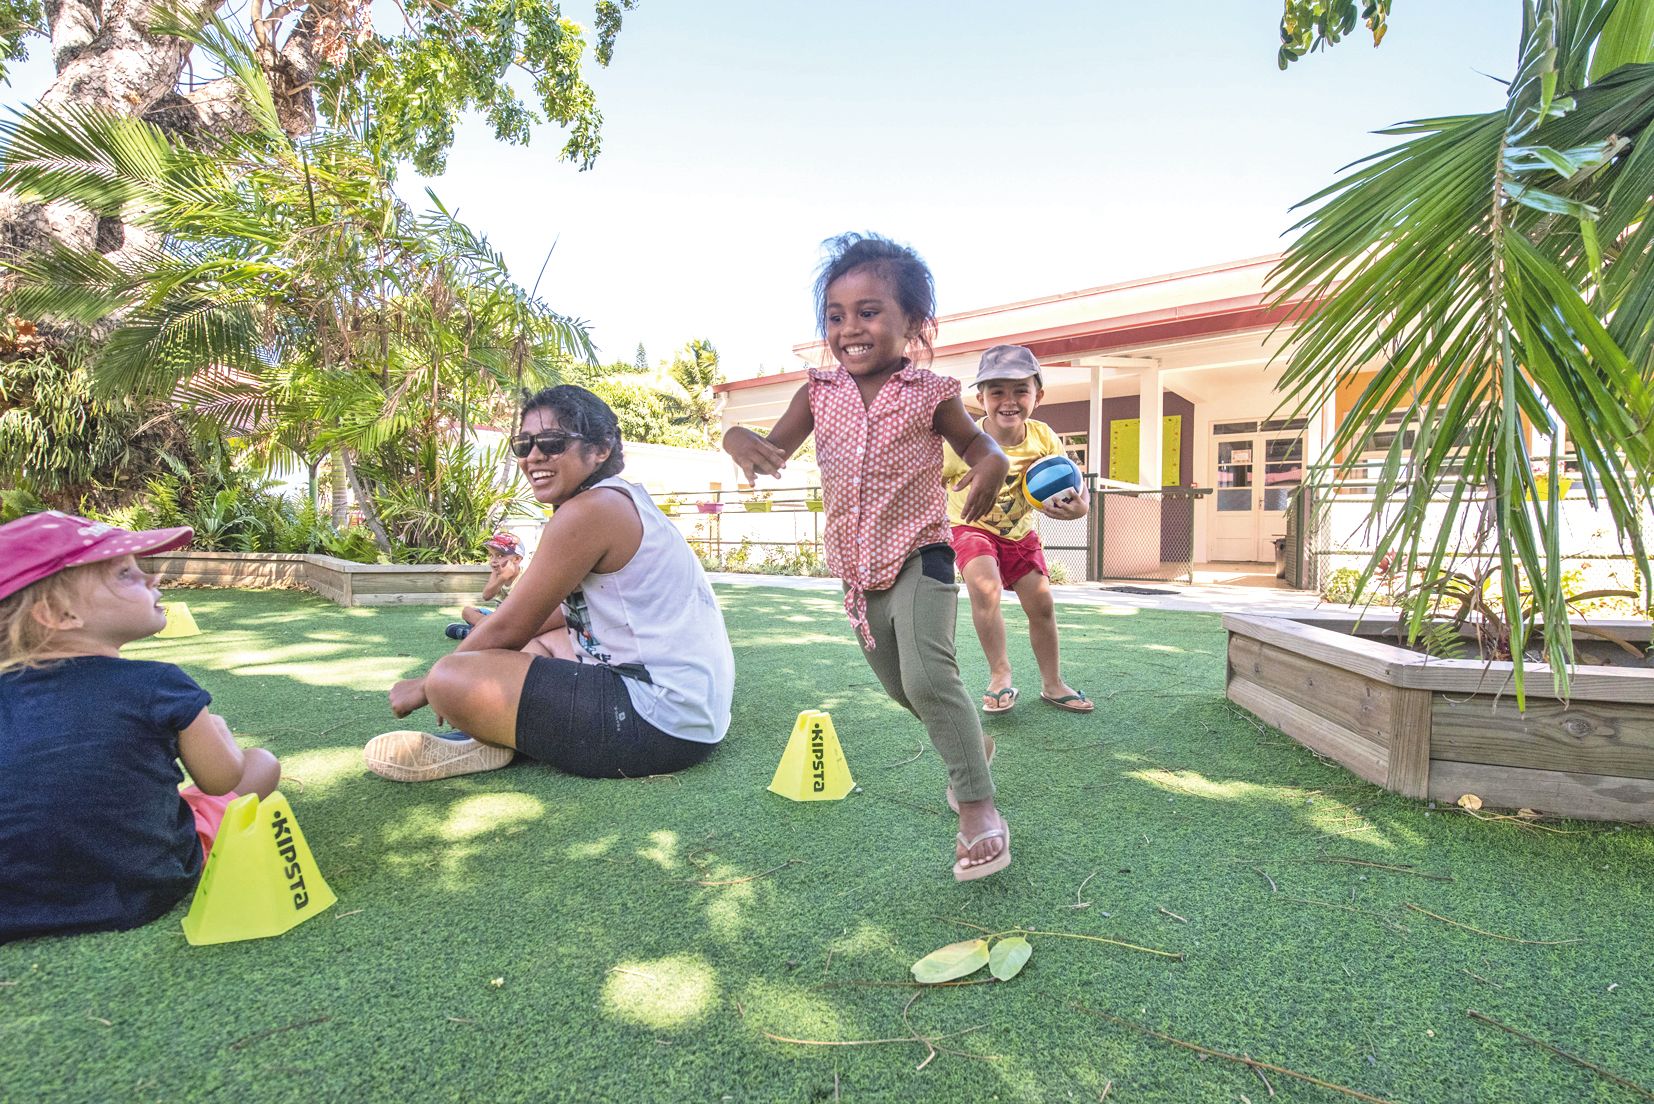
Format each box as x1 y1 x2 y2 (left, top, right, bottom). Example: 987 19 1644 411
862 789 946 817
691 859 801 887
1070 1004 1400 1104
813 978 997 991
1404 903 1583 945
1458 807 1582 834
1070 870 1100 909
1466 1009 1654 1100
1280 895 1410 935
757 1012 994 1068
1245 1052 1276 1097
884 743 925 768
1253 867 1277 893
226 1016 333 1051
902 989 989 1071
1315 856 1454 881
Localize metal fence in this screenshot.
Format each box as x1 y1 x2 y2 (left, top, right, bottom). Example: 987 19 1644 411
1284 459 1651 598
660 481 1209 585
1089 487 1209 586
660 486 829 573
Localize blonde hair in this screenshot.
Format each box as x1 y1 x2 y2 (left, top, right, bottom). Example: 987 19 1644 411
0 564 101 675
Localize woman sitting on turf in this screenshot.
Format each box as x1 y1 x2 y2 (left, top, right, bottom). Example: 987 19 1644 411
368 385 735 781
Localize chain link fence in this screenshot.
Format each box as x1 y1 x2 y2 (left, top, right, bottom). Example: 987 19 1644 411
1089 487 1209 585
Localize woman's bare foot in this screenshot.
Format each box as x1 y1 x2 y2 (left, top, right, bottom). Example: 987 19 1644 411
954 796 1008 872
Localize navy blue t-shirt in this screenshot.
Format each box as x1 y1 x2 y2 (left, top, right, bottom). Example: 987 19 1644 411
0 656 211 943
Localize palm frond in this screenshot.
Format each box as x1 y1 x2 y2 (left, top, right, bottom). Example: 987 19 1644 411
1271 0 1654 702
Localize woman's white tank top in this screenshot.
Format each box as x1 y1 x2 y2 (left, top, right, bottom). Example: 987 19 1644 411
560 477 734 744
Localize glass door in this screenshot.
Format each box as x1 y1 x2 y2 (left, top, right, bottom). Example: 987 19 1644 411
1208 427 1305 562
1258 434 1303 562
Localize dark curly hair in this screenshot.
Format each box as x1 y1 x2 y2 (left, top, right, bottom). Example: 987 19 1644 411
813 231 938 365
518 384 625 492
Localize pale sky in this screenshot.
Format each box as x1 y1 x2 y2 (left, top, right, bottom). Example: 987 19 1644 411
3 2 1521 379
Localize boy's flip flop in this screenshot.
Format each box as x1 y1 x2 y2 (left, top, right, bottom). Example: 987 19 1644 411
953 822 1011 882
1040 691 1094 714
981 687 1018 713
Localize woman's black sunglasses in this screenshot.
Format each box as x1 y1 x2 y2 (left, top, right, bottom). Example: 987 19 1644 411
509 430 589 459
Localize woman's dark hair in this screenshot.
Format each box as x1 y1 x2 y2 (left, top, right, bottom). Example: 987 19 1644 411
814 232 938 364
519 384 625 492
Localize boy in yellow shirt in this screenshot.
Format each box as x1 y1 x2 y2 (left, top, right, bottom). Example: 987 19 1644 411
942 346 1092 714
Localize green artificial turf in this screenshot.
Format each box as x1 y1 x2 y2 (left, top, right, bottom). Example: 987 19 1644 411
2 584 1651 1103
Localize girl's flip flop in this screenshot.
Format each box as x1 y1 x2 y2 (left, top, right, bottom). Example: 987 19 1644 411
981 687 1018 713
953 822 1011 882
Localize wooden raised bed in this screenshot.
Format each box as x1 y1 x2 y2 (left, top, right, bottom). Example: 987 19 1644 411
1224 613 1654 822
140 550 492 608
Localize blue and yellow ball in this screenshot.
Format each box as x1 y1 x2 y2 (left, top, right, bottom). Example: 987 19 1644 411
1021 453 1085 509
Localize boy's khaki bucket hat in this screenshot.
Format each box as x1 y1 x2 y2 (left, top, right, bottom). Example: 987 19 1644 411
970 345 1042 388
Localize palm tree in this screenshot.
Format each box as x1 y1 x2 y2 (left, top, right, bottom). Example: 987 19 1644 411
1271 0 1654 701
667 338 724 447
0 15 590 556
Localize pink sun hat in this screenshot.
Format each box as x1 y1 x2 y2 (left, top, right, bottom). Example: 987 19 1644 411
482 531 523 557
0 511 192 602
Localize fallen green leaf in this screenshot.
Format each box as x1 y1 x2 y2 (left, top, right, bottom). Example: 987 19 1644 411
989 936 1033 981
911 939 989 984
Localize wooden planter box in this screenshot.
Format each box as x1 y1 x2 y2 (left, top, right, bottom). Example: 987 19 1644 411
139 550 492 608
1223 613 1654 822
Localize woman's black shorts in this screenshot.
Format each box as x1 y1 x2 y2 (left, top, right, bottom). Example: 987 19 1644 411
513 656 716 778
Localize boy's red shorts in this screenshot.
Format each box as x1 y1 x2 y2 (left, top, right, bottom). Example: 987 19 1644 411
950 525 1049 589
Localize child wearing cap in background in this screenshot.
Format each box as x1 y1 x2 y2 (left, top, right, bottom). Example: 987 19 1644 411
0 511 282 944
445 531 524 641
943 345 1094 715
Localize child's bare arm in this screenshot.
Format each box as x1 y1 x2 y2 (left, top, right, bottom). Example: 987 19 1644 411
178 707 254 796
934 397 1009 522
723 385 814 483
1042 490 1088 520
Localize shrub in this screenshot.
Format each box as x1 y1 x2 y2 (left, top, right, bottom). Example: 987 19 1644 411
1320 567 1363 605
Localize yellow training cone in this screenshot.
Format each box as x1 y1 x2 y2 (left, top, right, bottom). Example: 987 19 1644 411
768 710 855 801
182 791 336 946
156 602 201 638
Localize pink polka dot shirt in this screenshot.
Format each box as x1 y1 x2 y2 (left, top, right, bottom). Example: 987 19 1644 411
808 362 957 648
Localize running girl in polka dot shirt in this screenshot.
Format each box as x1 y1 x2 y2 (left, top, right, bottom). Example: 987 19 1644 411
724 232 1014 881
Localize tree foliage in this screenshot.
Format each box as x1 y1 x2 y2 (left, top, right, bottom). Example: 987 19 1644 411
0 18 585 555
0 318 199 511
0 0 635 278
665 338 724 447
0 0 42 85
1271 0 1654 700
319 0 637 173
571 339 726 450
1278 1 1392 68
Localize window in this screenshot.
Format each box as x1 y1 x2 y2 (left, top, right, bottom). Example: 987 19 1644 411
1057 432 1088 472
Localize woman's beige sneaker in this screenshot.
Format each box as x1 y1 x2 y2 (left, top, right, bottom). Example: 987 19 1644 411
363 730 515 782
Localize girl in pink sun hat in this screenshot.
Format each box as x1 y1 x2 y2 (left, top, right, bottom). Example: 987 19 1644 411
0 511 282 944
